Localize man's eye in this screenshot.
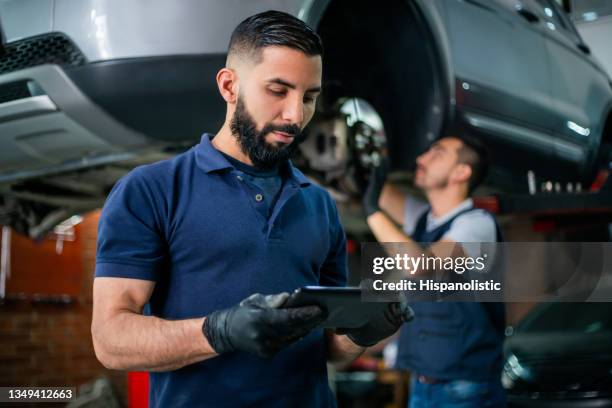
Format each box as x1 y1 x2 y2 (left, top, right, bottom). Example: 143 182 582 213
304 96 316 104
269 89 286 96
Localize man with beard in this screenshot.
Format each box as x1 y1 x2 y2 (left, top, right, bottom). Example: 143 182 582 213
363 136 506 407
91 11 410 407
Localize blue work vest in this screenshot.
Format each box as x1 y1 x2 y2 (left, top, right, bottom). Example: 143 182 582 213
395 207 505 381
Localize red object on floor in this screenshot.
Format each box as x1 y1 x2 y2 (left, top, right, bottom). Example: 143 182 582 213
128 372 149 408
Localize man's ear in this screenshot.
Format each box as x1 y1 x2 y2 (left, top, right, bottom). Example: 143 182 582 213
216 67 238 104
452 163 472 184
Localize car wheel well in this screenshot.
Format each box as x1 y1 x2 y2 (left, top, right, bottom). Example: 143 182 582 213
602 111 612 145
599 110 612 167
315 0 447 170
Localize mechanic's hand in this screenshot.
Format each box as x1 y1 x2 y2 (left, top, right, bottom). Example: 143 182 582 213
203 293 325 358
338 301 414 347
363 158 390 217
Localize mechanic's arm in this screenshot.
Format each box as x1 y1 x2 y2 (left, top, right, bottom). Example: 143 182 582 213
366 211 462 265
363 162 462 269
326 331 366 367
92 277 214 372
379 183 406 225
325 300 413 367
93 277 325 372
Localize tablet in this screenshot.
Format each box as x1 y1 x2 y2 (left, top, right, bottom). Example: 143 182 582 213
281 286 392 329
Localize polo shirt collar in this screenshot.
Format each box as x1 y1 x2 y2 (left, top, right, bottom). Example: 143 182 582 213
195 133 234 173
195 133 311 187
286 163 311 187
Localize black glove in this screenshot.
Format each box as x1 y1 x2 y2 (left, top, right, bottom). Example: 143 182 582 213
339 301 414 347
363 159 390 217
203 293 325 358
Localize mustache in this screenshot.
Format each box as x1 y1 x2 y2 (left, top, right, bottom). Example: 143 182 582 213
261 123 301 137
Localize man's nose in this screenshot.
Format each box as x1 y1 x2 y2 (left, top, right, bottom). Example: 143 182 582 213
416 152 428 167
281 95 304 125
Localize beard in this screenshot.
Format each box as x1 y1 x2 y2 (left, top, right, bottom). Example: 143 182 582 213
415 168 449 191
230 95 306 170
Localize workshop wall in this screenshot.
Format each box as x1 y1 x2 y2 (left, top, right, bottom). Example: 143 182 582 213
0 211 127 403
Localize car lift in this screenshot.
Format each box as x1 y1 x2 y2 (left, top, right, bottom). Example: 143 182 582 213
473 170 612 232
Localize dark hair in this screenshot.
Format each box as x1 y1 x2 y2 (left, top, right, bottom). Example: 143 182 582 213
228 10 323 62
452 134 489 194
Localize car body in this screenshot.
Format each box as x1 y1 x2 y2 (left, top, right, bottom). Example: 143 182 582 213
503 300 612 407
0 0 611 237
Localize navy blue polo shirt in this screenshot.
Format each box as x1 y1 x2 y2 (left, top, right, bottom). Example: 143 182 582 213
95 134 348 407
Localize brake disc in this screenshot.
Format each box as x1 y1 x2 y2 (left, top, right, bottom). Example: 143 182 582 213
299 98 387 197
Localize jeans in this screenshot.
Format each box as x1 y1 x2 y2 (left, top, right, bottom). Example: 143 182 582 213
408 377 506 408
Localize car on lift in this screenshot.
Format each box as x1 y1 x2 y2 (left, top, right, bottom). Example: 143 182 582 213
0 0 611 238
503 299 612 407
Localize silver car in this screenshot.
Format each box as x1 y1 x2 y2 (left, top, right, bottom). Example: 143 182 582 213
0 0 611 238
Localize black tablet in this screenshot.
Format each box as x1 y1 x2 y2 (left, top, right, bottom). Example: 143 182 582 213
282 286 392 329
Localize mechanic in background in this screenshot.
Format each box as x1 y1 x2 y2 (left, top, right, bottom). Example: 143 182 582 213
363 135 506 407
91 11 409 407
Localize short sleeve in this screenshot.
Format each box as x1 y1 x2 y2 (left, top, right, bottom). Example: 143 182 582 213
318 196 348 287
403 195 429 235
441 210 497 259
95 168 168 281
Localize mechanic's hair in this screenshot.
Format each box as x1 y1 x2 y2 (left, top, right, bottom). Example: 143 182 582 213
452 134 489 194
228 10 323 64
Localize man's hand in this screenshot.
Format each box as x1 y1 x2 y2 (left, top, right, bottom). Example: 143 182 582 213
363 159 390 217
203 293 325 358
339 301 413 347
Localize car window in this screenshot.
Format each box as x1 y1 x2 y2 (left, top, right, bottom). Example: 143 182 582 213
553 0 571 13
531 0 586 42
494 0 523 14
531 0 569 30
521 303 612 333
570 0 612 22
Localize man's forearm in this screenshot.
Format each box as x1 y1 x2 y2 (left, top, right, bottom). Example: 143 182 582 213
367 211 421 249
366 211 463 277
366 211 437 276
326 331 365 367
92 313 216 371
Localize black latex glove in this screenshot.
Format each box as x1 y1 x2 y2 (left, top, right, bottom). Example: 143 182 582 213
363 158 390 217
338 301 414 347
203 293 325 358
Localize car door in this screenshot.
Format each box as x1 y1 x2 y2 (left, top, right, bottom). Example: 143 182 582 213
529 0 611 172
444 0 556 159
